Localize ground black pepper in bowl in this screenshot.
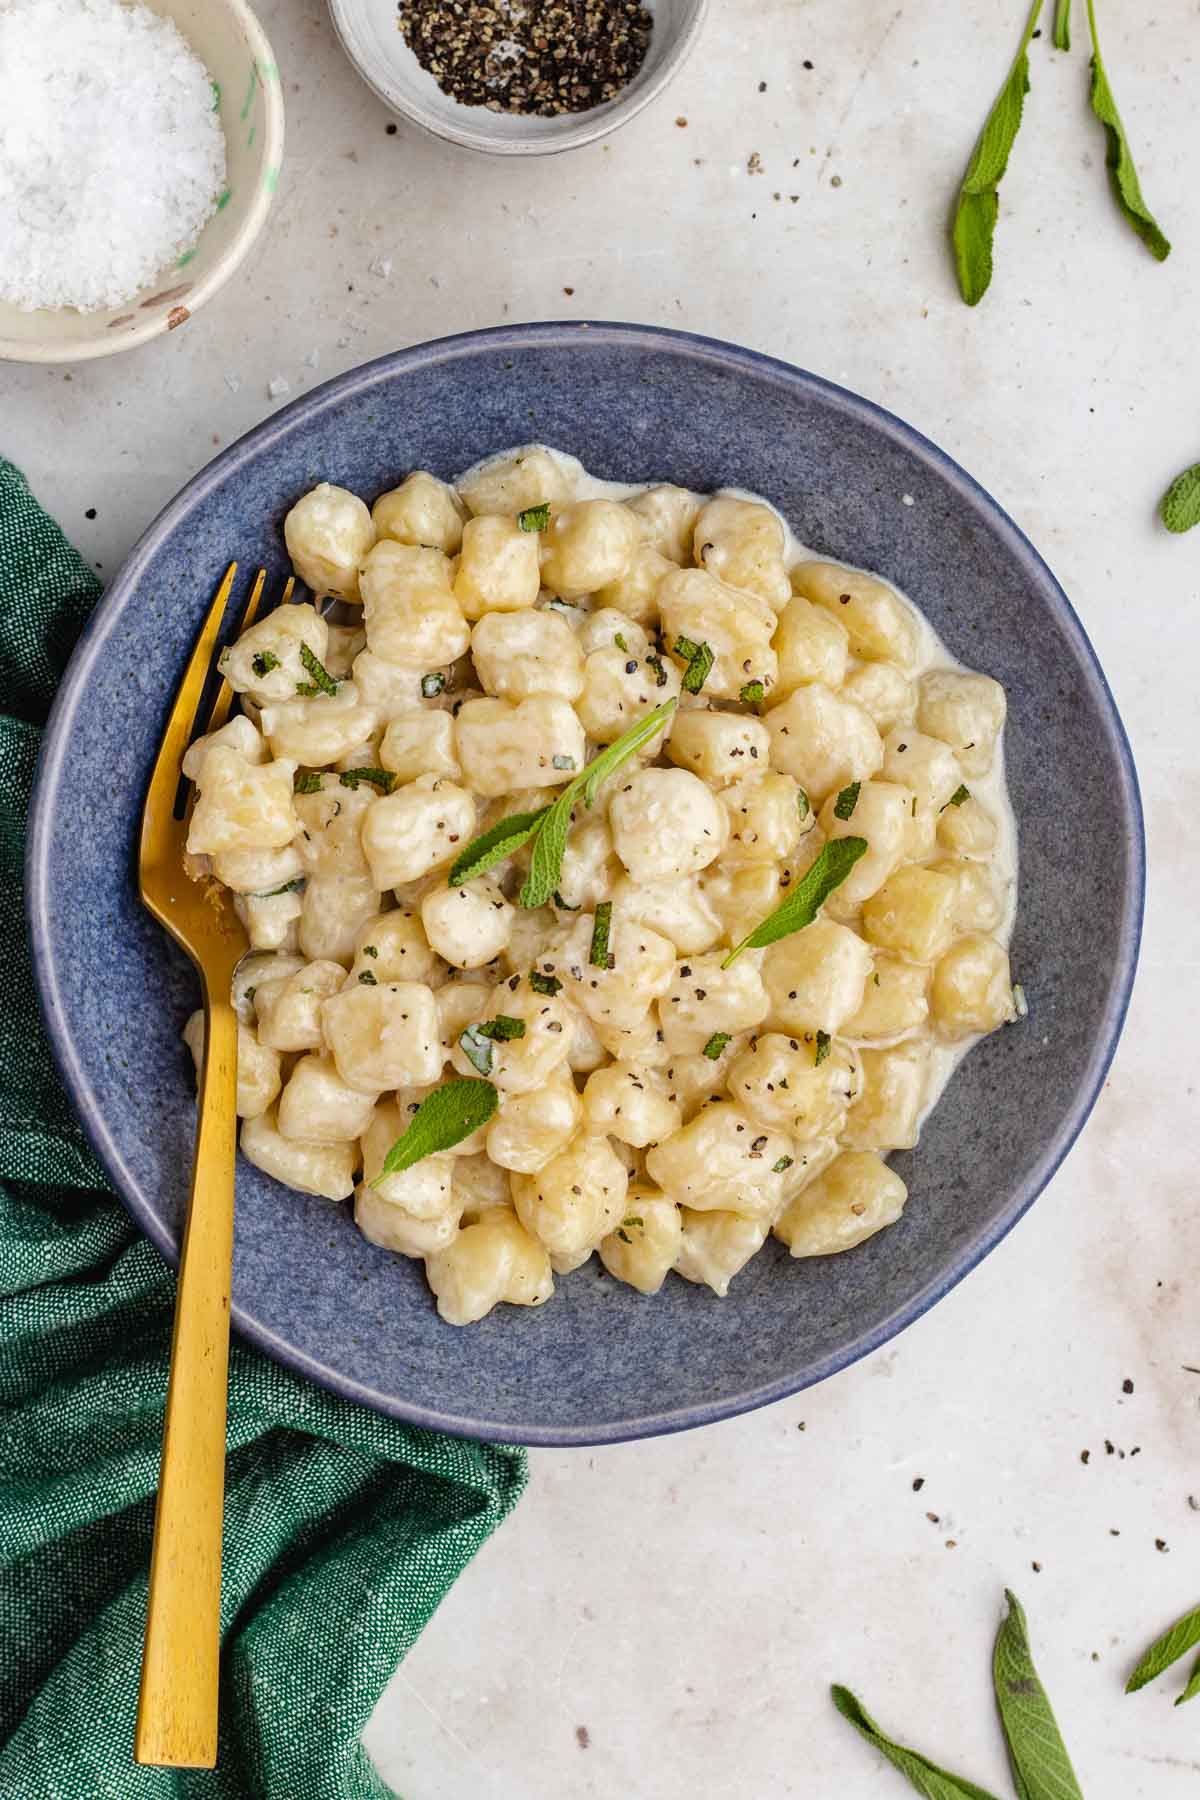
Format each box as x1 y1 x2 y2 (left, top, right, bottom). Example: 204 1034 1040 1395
397 0 654 116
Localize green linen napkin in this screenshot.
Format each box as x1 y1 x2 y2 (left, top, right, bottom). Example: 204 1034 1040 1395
0 459 527 1799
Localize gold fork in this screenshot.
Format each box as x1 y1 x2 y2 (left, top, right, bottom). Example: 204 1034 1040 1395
135 563 289 1768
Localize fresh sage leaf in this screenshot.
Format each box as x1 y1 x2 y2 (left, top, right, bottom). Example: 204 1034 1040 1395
993 1589 1084 1800
1053 0 1070 49
830 1686 1002 1800
293 770 323 794
722 837 868 966
1085 0 1170 262
1126 1601 1200 1695
520 700 677 908
946 784 971 809
298 643 340 697
448 806 550 887
369 1079 498 1186
740 679 765 710
952 0 1045 306
518 503 551 531
702 1031 731 1060
1160 463 1200 534
252 650 280 678
814 1030 832 1066
521 801 577 913
1178 1652 1200 1708
529 970 562 996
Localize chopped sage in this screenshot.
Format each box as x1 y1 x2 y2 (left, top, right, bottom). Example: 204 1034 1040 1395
590 901 614 969
833 781 861 821
297 643 339 697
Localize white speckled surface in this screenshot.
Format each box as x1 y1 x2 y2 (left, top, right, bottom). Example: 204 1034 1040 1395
7 1 1199 1792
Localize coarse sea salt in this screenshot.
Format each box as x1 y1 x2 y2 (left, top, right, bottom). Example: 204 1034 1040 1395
0 0 226 312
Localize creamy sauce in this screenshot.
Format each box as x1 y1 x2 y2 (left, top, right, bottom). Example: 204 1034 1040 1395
454 444 1019 1137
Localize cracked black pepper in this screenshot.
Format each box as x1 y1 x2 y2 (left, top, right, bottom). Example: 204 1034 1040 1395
397 0 653 116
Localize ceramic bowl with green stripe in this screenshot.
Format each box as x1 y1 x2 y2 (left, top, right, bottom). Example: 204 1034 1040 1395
0 0 284 365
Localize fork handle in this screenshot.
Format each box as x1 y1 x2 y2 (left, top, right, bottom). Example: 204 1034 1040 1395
135 989 239 1768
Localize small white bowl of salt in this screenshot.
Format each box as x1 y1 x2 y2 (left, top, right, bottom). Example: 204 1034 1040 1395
0 0 284 362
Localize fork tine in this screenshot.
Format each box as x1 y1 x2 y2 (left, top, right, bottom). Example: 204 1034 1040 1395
141 563 237 856
204 567 267 739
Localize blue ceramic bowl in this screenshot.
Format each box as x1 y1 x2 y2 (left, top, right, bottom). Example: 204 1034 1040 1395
27 323 1143 1446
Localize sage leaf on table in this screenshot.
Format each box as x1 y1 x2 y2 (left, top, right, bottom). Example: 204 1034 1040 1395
1159 464 1200 535
369 1079 498 1185
952 0 1045 306
722 836 867 966
1085 0 1170 263
830 1687 1003 1800
1178 1655 1200 1708
448 806 550 886
519 698 676 908
1126 1600 1200 1704
992 1590 1084 1800
1053 0 1070 51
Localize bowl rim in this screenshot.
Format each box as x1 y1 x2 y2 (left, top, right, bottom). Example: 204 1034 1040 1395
326 0 710 156
0 0 284 366
26 321 1146 1445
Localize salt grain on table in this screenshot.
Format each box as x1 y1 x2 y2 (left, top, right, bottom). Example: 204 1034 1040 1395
0 0 226 312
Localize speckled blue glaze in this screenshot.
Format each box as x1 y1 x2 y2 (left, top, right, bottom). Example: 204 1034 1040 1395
27 324 1143 1446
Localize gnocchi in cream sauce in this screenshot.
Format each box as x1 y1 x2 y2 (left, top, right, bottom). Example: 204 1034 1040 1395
182 445 1017 1325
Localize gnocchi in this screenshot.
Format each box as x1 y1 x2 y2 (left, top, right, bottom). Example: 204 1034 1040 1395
180 446 1015 1324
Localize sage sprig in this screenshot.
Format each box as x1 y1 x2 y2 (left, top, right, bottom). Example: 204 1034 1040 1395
952 0 1044 307
1126 1600 1200 1706
722 837 867 967
834 1591 1083 1800
993 1590 1084 1800
369 1080 498 1186
1085 0 1170 263
954 0 1170 306
446 701 676 906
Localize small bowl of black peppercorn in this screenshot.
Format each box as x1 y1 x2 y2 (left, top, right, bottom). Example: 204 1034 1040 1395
328 0 708 155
